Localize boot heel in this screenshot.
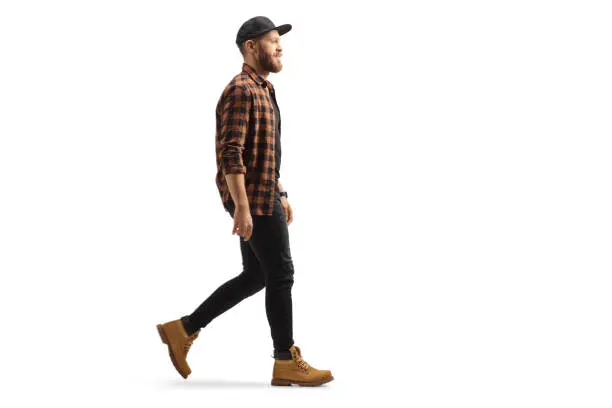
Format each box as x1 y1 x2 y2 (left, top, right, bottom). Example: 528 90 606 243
271 378 292 386
157 324 168 344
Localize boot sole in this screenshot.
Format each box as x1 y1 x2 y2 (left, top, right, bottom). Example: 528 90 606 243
157 324 189 379
271 375 334 387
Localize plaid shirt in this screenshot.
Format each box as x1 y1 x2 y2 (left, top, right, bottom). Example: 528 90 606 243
215 62 281 216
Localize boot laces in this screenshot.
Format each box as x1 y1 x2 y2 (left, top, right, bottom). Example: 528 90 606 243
184 330 199 353
293 347 310 372
296 358 310 372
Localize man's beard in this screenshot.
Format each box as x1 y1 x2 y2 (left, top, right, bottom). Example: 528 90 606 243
257 48 281 73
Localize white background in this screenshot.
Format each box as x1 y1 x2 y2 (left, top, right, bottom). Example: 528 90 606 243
1 1 611 407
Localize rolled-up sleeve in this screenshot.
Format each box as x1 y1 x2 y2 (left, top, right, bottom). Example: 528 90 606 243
219 85 251 175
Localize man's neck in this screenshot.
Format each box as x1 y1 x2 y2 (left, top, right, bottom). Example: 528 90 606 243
245 60 269 79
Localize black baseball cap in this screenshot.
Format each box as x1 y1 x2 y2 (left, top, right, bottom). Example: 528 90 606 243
236 16 292 46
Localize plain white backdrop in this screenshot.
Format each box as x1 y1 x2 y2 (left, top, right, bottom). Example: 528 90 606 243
1 0 611 406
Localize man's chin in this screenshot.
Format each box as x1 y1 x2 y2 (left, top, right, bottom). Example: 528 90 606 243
267 59 282 73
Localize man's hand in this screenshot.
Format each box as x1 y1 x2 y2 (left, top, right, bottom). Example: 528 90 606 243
281 197 293 225
232 205 253 240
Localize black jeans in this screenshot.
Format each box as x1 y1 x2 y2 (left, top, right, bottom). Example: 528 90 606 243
182 191 295 357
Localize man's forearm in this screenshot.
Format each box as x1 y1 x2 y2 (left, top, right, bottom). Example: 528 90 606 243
225 173 249 208
278 179 284 192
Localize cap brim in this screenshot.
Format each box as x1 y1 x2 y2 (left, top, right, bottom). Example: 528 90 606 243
274 24 292 36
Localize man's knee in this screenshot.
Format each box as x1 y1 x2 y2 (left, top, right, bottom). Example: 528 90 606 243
267 260 294 289
240 269 266 292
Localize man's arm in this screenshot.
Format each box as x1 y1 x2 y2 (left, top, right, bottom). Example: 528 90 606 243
277 178 293 225
219 85 251 209
225 173 249 208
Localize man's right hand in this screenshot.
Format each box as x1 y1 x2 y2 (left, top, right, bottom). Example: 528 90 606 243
232 205 253 240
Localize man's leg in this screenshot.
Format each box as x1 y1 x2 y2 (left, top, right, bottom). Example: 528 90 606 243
181 209 266 336
246 192 295 359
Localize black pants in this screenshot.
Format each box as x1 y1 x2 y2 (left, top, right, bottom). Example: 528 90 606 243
181 191 295 357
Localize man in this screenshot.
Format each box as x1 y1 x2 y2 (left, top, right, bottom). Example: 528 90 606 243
156 16 334 387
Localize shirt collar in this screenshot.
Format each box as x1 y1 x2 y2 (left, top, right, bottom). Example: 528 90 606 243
242 62 274 92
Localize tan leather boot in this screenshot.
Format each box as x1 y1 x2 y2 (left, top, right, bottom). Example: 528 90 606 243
156 319 200 379
271 345 334 386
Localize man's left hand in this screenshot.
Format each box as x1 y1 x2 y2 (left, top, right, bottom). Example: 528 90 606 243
280 197 293 225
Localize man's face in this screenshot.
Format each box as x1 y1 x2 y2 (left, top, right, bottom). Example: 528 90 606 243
251 30 283 73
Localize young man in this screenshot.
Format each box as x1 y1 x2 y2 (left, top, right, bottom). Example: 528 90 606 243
156 16 334 387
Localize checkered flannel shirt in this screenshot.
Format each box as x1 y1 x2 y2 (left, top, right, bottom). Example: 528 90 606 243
215 62 281 216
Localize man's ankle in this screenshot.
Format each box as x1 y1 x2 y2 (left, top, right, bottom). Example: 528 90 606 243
274 349 292 360
180 315 197 336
